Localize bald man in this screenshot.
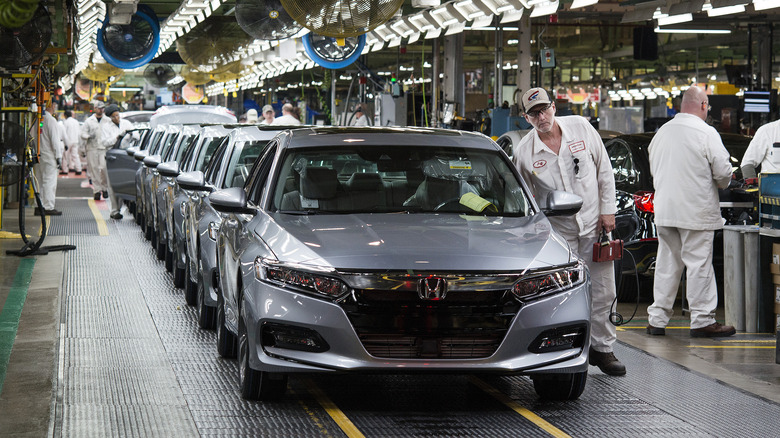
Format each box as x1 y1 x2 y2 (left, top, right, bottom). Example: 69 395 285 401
646 86 736 338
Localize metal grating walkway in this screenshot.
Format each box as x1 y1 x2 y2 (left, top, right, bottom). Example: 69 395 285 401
52 214 780 437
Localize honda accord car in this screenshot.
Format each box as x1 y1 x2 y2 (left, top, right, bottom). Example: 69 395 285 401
207 127 591 402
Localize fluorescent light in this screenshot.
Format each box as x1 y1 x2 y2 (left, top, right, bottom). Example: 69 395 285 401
110 87 142 92
530 0 559 17
654 27 731 34
707 4 745 16
656 13 693 25
570 0 598 8
753 0 780 9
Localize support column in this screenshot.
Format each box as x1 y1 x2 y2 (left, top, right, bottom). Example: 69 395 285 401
443 33 465 118
495 24 503 106
757 24 773 90
516 16 532 104
431 38 440 127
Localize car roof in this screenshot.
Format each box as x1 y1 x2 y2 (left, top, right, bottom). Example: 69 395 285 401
283 126 498 150
149 105 237 129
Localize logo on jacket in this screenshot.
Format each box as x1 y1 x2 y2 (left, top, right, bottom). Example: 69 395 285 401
533 159 547 169
418 277 447 300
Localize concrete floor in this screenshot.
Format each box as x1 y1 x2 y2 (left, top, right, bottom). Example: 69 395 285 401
0 173 778 437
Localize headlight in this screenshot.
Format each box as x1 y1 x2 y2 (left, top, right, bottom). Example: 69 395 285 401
208 222 219 240
512 261 585 300
254 257 349 299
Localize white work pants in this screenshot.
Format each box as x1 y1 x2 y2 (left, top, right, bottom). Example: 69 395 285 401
33 159 58 210
560 228 617 353
62 144 82 173
87 148 108 193
648 226 718 330
105 170 121 215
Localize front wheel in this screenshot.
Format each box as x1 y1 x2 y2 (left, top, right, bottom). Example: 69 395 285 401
239 315 287 400
531 371 588 400
216 299 237 358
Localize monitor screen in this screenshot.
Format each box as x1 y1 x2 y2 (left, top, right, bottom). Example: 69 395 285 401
744 90 774 113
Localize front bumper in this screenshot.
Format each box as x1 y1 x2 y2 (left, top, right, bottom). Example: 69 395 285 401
242 281 591 375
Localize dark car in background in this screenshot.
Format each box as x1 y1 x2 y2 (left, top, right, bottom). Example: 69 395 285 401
106 128 149 215
605 132 755 300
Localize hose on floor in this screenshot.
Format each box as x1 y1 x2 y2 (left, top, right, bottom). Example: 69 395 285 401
609 249 641 326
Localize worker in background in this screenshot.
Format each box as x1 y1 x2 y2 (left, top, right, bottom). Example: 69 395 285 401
101 105 134 220
352 104 369 126
512 88 625 376
81 100 109 200
740 118 780 178
646 86 736 338
245 109 258 123
259 105 275 125
32 104 64 216
60 110 82 175
272 103 301 125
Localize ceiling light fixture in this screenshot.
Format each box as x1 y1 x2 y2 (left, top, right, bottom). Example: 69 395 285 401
656 13 693 25
570 0 598 8
654 27 731 34
530 0 559 17
707 4 746 16
752 0 780 9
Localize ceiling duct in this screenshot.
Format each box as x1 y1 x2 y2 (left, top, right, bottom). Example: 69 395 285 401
279 0 404 37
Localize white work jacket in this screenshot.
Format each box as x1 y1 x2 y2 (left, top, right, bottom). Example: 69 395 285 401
62 117 81 148
649 113 732 230
741 119 780 174
80 114 108 151
513 115 617 236
31 112 63 162
100 118 134 149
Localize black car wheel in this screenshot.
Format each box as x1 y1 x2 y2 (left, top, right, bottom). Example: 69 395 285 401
185 259 197 306
155 234 165 261
197 280 216 329
173 248 185 289
531 371 588 400
164 245 173 273
216 298 237 358
238 312 287 400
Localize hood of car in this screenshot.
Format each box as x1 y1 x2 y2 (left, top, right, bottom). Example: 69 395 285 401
259 213 572 272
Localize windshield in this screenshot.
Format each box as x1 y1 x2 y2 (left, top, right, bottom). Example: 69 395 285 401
271 145 530 216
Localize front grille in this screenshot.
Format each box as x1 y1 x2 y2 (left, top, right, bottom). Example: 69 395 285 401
342 289 519 359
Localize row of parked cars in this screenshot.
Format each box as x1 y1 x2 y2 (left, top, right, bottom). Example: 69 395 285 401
106 105 600 402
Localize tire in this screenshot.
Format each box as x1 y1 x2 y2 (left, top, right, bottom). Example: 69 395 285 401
164 246 173 272
216 300 237 358
185 259 198 306
128 201 136 215
173 249 185 289
531 371 588 401
155 236 166 261
197 280 216 328
239 315 287 401
144 218 152 240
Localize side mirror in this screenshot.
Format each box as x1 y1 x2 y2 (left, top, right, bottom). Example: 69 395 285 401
176 171 213 192
157 161 180 177
126 146 139 156
133 150 149 162
209 187 256 215
541 190 583 216
143 154 161 168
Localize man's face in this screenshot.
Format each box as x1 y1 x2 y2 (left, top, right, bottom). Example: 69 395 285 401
95 107 104 117
264 110 274 121
110 113 120 125
524 102 555 133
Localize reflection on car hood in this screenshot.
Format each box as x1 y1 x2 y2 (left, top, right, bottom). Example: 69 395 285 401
260 213 573 272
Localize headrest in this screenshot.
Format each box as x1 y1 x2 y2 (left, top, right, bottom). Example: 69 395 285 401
345 172 384 191
301 167 338 199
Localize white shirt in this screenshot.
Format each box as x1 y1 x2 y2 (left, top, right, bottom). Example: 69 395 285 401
741 119 780 174
649 112 732 230
353 113 369 126
62 117 81 148
100 118 134 149
271 114 301 125
513 115 616 236
31 112 63 162
81 114 108 150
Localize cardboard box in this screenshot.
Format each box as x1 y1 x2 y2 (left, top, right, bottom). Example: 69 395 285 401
773 263 780 275
776 285 780 302
774 274 780 285
774 242 780 254
776 302 780 314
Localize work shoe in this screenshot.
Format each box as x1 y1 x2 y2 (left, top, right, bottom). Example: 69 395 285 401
110 211 123 220
44 209 62 216
690 322 736 338
102 190 108 199
589 348 626 376
93 193 101 200
75 171 82 175
33 207 42 216
646 324 665 336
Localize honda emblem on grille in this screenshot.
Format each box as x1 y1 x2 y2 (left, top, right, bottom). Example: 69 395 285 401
418 277 447 300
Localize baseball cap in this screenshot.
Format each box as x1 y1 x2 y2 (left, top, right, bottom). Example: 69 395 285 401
246 109 258 122
92 100 106 109
262 104 274 114
521 88 552 113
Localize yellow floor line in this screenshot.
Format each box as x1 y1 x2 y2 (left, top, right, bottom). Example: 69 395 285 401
289 387 335 438
469 376 571 438
0 231 23 239
305 378 365 438
87 199 108 236
687 345 776 349
621 326 692 330
720 340 777 343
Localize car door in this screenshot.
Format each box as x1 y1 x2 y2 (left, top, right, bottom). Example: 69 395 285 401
106 129 148 199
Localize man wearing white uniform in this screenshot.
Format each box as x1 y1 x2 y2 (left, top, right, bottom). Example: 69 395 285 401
81 100 109 200
352 104 369 126
60 110 83 175
259 104 275 125
513 87 625 376
646 86 736 338
271 103 301 125
101 104 134 219
740 119 780 178
32 105 64 215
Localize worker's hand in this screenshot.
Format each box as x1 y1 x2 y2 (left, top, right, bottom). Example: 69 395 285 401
56 158 62 167
598 214 616 233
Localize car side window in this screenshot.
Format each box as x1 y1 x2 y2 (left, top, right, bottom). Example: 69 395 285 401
246 143 278 205
204 138 229 185
606 139 639 192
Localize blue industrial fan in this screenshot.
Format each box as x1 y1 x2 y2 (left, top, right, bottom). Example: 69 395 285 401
97 5 160 69
302 32 366 70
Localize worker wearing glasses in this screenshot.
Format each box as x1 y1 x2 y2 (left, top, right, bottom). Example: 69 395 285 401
512 87 625 376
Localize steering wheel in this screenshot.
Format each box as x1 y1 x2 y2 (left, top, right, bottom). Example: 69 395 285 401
433 197 461 211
